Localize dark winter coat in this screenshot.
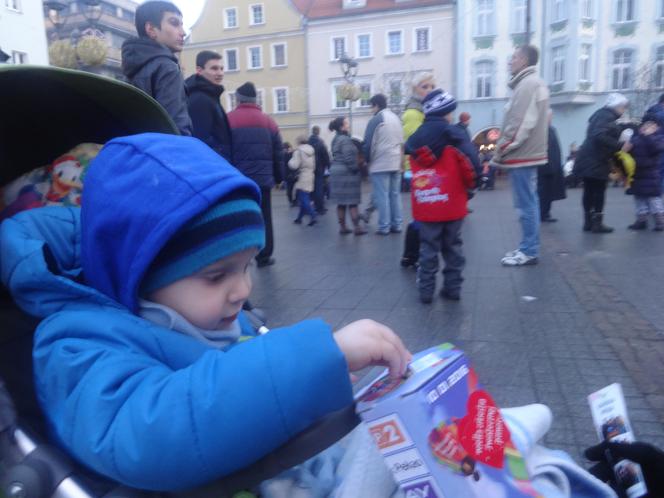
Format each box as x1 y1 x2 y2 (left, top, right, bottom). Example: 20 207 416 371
405 115 481 175
629 132 664 197
185 74 232 160
573 107 621 180
227 103 283 188
538 125 566 202
308 134 330 176
121 38 192 136
644 104 664 175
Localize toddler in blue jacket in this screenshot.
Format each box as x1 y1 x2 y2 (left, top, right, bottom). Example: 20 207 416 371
0 133 411 491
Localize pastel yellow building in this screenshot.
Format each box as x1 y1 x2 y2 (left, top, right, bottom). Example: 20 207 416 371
182 0 308 143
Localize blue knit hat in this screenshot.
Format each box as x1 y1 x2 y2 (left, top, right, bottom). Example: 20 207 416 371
141 189 265 295
422 89 457 117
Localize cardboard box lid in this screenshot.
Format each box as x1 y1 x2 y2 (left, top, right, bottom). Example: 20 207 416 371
356 343 463 413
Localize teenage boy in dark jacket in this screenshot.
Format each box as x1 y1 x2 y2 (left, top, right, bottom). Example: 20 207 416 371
122 1 192 136
185 50 232 160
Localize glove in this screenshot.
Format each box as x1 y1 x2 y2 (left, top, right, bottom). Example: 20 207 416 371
585 441 664 498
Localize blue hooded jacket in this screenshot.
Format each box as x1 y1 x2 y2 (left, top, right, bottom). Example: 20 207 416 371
0 134 353 491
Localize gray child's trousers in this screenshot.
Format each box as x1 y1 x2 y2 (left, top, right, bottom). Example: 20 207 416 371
417 220 465 298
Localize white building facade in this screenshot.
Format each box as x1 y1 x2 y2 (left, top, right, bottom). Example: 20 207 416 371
455 0 664 154
303 0 454 144
0 0 48 65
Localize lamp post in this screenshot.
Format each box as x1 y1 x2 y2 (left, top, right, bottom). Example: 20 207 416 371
44 0 107 70
338 53 360 133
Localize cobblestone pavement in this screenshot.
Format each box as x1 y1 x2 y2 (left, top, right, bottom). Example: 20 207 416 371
249 177 664 464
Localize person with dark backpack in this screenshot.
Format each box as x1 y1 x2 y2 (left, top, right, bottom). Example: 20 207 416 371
308 126 330 215
405 89 476 303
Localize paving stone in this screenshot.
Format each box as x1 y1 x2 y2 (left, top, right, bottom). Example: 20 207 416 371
251 181 664 465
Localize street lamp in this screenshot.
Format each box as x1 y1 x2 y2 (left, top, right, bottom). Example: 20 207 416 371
338 53 361 133
44 0 107 70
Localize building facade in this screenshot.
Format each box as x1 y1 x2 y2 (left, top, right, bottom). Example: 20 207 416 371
1 0 49 66
300 0 454 144
44 0 138 80
182 0 308 143
456 0 664 154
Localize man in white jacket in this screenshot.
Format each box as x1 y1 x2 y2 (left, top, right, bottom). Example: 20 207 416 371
363 94 404 235
492 45 549 266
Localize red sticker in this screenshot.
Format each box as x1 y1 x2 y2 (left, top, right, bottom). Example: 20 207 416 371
457 390 510 469
370 420 407 450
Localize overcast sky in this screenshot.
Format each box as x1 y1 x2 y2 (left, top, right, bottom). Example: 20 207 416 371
136 0 206 31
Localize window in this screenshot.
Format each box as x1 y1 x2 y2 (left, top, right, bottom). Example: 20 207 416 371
272 43 287 67
332 84 349 109
476 0 494 36
5 0 21 11
386 30 403 55
474 60 493 98
579 44 592 81
655 46 664 87
249 4 264 25
388 80 403 105
331 37 346 60
356 34 372 58
224 7 238 28
273 87 288 113
225 48 238 71
512 0 527 33
12 51 27 64
552 0 567 22
247 46 262 69
414 28 430 52
551 46 565 83
357 82 372 107
581 0 593 18
227 92 237 111
611 49 633 90
615 0 635 22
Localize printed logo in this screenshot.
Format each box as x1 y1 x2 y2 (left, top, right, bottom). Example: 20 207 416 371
384 448 430 483
402 477 444 498
368 414 413 453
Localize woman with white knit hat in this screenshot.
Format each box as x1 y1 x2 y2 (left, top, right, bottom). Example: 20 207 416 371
573 93 629 233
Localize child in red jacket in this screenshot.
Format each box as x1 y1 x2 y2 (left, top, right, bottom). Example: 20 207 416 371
405 90 476 303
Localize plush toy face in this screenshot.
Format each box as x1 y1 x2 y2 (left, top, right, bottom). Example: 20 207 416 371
51 156 83 190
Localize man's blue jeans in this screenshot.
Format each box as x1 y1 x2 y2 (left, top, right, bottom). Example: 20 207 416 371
370 171 403 233
510 167 540 257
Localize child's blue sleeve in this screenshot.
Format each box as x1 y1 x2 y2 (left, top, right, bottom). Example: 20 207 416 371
33 313 353 491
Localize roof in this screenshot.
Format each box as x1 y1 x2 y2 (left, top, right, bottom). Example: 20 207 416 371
291 0 451 20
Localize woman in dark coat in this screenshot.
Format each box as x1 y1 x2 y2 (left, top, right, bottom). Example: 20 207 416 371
538 115 566 222
573 93 628 233
328 117 367 235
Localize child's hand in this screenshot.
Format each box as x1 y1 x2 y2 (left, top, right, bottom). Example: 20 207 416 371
333 320 412 379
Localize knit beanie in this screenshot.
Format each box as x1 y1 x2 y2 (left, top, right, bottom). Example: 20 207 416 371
141 189 265 295
422 89 457 117
605 93 628 110
236 82 257 103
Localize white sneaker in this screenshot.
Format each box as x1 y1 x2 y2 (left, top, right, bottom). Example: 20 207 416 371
504 249 520 258
501 250 538 266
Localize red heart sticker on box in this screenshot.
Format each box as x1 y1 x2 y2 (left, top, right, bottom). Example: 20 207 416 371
457 390 510 469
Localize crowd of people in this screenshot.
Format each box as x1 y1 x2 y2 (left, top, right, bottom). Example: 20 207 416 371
4 1 664 496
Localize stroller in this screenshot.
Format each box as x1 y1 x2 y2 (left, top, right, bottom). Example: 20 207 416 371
0 66 358 498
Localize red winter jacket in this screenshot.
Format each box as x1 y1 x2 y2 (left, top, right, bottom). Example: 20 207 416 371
410 145 476 222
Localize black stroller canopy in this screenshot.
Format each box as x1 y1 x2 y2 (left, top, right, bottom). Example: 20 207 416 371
0 65 178 186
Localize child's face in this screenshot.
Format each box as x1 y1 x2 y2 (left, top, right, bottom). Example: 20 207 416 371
148 248 257 330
